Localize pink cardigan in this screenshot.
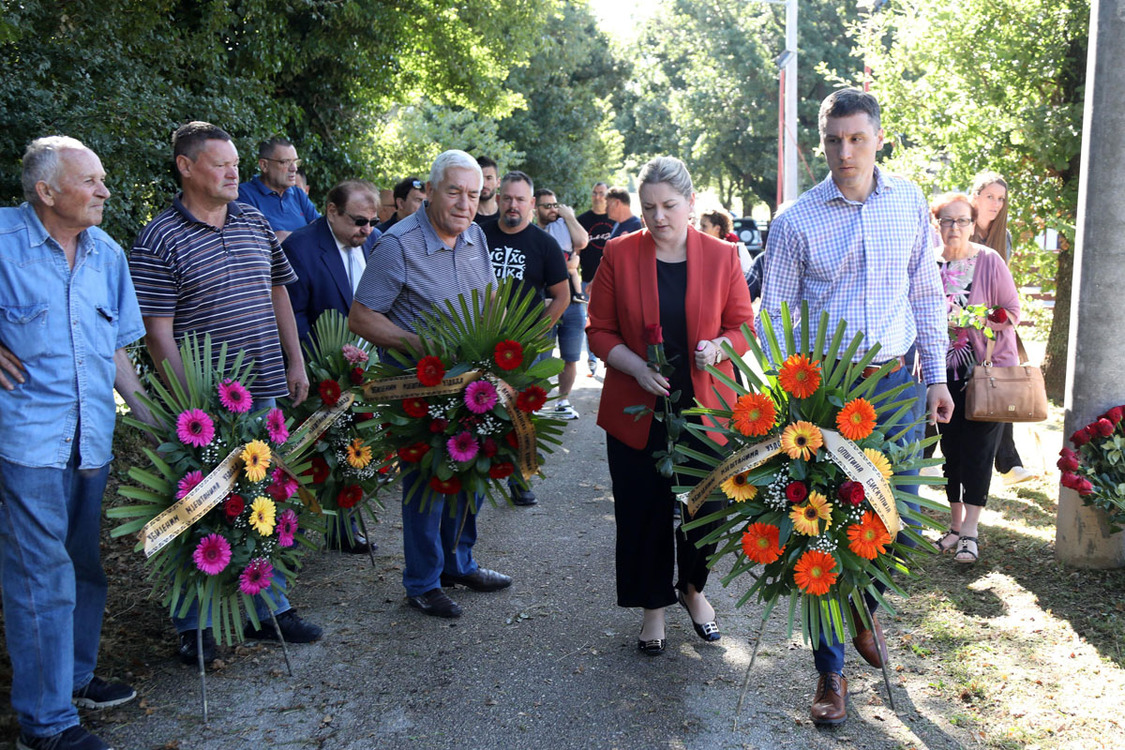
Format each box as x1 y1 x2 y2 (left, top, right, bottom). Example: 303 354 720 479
957 244 1021 369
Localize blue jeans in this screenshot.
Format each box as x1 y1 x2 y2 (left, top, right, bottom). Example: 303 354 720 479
173 396 291 631
0 447 109 737
813 365 924 675
400 471 479 596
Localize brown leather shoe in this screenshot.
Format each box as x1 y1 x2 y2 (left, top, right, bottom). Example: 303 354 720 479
850 604 887 668
810 671 848 725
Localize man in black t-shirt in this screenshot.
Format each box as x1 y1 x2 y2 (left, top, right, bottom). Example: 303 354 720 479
482 171 568 506
474 155 500 223
577 181 614 376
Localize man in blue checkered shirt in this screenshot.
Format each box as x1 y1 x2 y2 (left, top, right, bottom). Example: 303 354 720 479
759 89 953 727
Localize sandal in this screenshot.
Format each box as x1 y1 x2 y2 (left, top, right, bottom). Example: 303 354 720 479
954 536 979 564
934 528 960 554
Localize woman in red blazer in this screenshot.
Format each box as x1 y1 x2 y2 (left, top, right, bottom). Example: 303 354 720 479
587 157 754 655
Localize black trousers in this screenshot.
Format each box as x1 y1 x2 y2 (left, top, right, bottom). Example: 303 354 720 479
993 422 1024 473
941 379 1005 506
607 420 721 609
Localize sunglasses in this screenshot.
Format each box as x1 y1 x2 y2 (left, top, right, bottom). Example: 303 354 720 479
538 202 559 210
345 212 379 227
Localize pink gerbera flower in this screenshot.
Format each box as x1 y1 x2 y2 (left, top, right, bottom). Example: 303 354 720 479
266 407 289 445
341 344 368 365
175 409 215 448
238 558 274 596
266 466 298 501
446 431 479 462
192 533 232 575
218 379 253 413
176 470 204 500
464 380 498 415
276 509 299 548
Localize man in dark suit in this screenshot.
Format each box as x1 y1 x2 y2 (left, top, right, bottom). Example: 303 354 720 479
283 180 382 346
283 179 381 554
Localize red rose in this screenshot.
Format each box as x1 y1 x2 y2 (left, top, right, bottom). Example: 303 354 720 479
1104 406 1125 425
481 437 499 458
1075 477 1094 496
1060 472 1081 490
349 366 365 385
303 456 330 484
337 484 363 508
403 398 429 419
784 481 808 504
359 412 375 421
1057 449 1080 472
494 340 524 372
516 385 548 413
223 494 245 521
488 461 516 479
836 480 865 506
643 324 663 345
1092 418 1115 438
987 307 1008 324
397 443 431 463
416 356 446 387
504 432 519 449
1071 427 1092 447
429 418 449 433
429 476 462 495
318 379 341 406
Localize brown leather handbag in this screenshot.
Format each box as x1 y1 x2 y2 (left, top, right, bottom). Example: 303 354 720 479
965 334 1048 422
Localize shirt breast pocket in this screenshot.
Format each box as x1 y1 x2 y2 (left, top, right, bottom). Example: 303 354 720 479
0 303 50 362
93 304 120 357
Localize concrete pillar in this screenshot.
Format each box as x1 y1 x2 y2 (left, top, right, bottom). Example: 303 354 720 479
1056 0 1125 567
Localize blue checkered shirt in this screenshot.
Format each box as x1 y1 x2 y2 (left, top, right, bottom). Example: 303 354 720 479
758 167 948 385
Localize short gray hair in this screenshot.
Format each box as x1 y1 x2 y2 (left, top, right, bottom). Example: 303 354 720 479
21 136 90 202
638 156 694 200
429 149 483 190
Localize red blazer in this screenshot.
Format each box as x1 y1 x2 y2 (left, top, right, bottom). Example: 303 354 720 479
587 226 755 450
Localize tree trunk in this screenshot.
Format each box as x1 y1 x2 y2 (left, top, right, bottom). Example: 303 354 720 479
1043 236 1073 402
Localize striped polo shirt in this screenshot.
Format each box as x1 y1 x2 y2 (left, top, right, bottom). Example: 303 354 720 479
130 196 298 398
353 202 494 334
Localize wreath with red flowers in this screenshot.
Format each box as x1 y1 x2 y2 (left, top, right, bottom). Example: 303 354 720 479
1060 405 1125 532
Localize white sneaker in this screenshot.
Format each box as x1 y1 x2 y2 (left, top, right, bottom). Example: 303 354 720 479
1001 466 1035 486
553 402 580 420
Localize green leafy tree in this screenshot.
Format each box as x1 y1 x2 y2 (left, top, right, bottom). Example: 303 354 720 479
858 0 1087 398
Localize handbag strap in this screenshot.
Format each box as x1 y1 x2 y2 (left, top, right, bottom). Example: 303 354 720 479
982 337 996 367
1014 330 1030 365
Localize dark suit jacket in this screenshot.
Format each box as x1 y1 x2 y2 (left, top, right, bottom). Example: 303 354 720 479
282 217 380 345
587 226 754 449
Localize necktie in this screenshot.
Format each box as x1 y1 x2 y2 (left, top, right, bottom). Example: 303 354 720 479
347 248 360 294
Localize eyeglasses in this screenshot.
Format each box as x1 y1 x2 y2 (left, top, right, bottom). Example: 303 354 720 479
345 212 379 227
938 217 974 229
264 158 302 169
538 202 559 210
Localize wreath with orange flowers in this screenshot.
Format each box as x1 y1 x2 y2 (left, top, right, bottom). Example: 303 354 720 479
679 302 945 646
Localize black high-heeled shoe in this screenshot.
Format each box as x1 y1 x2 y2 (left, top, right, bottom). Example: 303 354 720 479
637 636 666 656
678 590 721 642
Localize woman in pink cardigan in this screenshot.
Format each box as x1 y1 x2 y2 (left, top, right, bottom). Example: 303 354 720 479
931 193 1020 564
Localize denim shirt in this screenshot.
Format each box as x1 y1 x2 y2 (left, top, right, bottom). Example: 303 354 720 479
0 203 145 469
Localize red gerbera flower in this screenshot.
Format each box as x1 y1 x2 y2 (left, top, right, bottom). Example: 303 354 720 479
303 456 330 484
429 476 463 495
397 443 431 463
494 340 524 371
504 432 519 449
337 484 363 509
488 461 516 479
318 379 341 406
349 366 365 385
403 397 429 419
417 356 446 387
516 385 548 412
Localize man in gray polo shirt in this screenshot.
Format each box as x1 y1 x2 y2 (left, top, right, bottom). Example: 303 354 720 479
350 150 512 619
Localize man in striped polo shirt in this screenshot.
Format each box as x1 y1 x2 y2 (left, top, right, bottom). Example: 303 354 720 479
350 150 513 619
130 121 320 665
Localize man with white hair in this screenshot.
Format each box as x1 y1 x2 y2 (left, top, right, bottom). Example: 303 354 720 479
350 149 513 619
0 136 148 750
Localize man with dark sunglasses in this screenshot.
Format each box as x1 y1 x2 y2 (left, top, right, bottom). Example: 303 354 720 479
376 175 426 233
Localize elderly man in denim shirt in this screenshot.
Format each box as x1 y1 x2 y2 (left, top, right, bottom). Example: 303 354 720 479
0 137 150 750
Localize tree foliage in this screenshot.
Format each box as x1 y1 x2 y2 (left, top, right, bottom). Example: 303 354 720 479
858 0 1088 398
0 0 548 240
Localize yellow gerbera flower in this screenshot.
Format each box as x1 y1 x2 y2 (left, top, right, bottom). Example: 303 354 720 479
345 438 373 469
780 421 824 461
790 491 833 536
720 471 758 502
240 439 272 483
863 448 894 480
249 495 276 536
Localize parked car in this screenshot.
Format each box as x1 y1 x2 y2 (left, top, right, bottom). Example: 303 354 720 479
732 217 763 255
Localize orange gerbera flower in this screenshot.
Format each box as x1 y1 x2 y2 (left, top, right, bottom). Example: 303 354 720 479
790 490 833 536
731 393 777 437
863 448 894 480
777 354 822 399
780 421 823 461
836 397 878 441
793 549 838 596
847 511 893 560
741 522 784 565
720 471 758 502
